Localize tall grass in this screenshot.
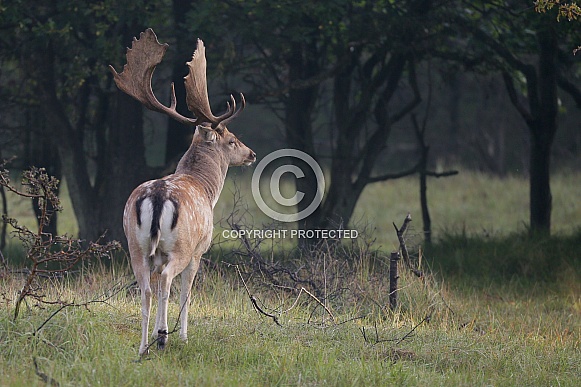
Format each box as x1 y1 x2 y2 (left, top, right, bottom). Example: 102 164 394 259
0 255 579 386
425 230 581 282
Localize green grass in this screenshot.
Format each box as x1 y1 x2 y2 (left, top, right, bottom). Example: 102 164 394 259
351 169 581 248
0 258 579 386
214 169 581 252
425 230 581 281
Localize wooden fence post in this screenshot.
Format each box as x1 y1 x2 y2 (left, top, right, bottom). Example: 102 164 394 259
389 251 400 311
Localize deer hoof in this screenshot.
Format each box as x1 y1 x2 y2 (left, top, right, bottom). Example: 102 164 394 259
157 329 168 350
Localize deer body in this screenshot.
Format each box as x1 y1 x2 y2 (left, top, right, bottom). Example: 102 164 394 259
111 29 255 355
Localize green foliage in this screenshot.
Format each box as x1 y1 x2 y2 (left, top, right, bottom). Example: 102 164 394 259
535 0 581 53
186 0 439 86
0 0 170 98
535 0 581 21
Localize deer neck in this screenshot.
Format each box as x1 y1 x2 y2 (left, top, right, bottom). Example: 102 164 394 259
174 143 229 208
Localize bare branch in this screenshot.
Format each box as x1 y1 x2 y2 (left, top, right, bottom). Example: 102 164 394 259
502 72 534 126
393 214 423 278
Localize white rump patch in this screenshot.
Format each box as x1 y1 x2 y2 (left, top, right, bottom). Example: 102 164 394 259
157 200 178 253
136 198 153 255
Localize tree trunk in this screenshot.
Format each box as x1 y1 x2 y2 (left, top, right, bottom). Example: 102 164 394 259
529 134 552 233
284 42 320 238
312 54 410 234
501 24 558 235
419 156 432 245
98 91 148 242
31 46 99 242
528 28 558 234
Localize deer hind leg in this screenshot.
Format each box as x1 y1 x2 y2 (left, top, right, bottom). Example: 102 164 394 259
179 257 201 342
132 257 152 356
151 256 166 342
151 271 162 342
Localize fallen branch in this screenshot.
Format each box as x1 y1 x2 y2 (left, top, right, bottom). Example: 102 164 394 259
303 286 336 325
360 314 430 345
250 295 281 326
33 358 59 387
229 262 336 326
230 262 282 326
33 279 137 336
395 315 430 345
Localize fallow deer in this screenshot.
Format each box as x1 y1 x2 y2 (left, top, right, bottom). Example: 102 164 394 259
109 29 256 355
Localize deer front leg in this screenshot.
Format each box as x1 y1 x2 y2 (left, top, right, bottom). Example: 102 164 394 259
156 257 188 350
179 258 201 342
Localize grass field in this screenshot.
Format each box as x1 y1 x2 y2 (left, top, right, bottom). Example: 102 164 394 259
0 259 579 386
215 168 581 250
0 169 580 385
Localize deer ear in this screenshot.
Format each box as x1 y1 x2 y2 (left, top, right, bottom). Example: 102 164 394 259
197 125 217 143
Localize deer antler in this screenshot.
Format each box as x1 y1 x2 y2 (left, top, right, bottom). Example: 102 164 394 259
184 39 245 128
109 28 245 128
109 29 198 126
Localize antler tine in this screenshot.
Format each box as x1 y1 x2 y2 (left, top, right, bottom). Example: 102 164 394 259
169 83 178 110
222 93 246 126
109 29 197 127
225 94 236 117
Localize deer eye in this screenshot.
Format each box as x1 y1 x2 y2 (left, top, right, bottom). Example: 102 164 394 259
229 139 236 145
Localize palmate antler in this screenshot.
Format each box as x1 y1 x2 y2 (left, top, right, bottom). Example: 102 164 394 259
109 28 244 128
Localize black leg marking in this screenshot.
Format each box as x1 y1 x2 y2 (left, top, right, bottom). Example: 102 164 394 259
157 329 168 350
135 196 145 227
170 197 180 230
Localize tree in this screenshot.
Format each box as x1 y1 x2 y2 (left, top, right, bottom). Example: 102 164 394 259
186 0 448 236
447 0 581 234
0 1 168 242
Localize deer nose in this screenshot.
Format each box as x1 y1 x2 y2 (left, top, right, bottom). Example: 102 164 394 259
250 151 256 160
